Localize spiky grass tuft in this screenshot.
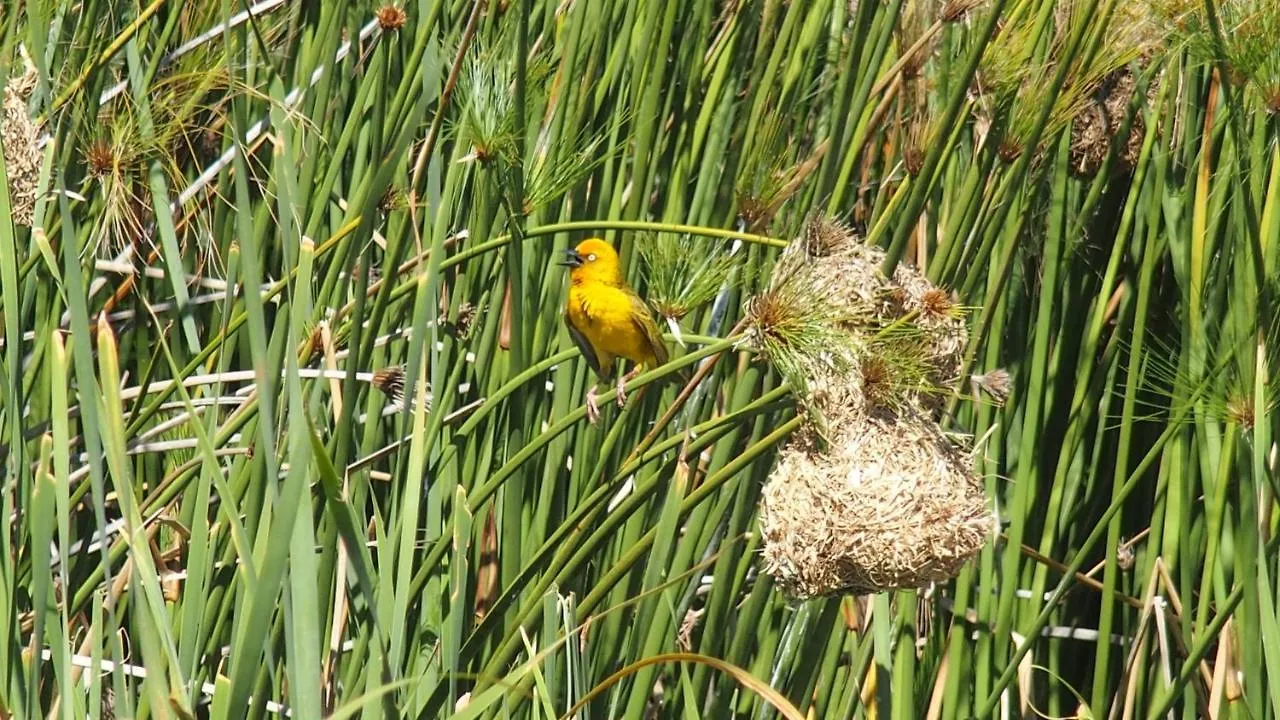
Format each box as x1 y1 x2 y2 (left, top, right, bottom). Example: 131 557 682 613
743 243 859 420
523 130 612 214
976 0 1150 162
638 233 749 326
734 97 824 231
1159 0 1280 112
456 37 519 166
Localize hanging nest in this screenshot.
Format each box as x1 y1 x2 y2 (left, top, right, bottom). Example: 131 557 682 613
759 408 993 597
3 48 42 227
746 213 996 598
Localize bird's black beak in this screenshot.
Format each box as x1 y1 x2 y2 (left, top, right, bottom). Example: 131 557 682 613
557 248 584 268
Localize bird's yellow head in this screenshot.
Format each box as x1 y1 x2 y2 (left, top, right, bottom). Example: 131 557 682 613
559 238 623 286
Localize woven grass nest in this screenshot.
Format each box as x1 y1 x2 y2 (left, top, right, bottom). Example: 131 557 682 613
746 214 997 598
3 47 42 227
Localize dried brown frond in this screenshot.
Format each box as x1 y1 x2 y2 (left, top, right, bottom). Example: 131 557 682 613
372 366 406 404
970 367 1011 405
941 0 983 23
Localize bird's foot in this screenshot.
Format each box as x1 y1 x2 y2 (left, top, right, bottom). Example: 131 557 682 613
615 375 628 408
585 387 601 425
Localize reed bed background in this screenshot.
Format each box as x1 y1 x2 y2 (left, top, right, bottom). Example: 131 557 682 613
0 0 1276 717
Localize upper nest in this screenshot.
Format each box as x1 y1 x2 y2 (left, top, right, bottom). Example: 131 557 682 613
745 214 968 433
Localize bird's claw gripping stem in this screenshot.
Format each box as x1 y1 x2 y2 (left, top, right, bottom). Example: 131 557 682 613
615 375 628 408
586 387 601 425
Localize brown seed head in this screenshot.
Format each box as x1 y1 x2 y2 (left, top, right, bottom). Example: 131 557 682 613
84 139 115 178
904 147 925 176
860 357 894 407
997 140 1022 162
375 5 407 31
1224 395 1254 430
919 287 955 318
745 291 789 338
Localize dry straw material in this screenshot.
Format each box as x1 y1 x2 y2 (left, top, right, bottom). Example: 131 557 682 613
750 215 995 598
760 408 993 597
3 48 42 227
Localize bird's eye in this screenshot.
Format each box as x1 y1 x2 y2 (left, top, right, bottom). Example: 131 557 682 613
587 253 597 262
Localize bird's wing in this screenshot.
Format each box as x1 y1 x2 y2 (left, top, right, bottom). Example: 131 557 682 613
628 292 669 365
564 313 610 379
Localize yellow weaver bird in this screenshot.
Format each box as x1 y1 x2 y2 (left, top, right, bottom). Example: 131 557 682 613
560 238 669 424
